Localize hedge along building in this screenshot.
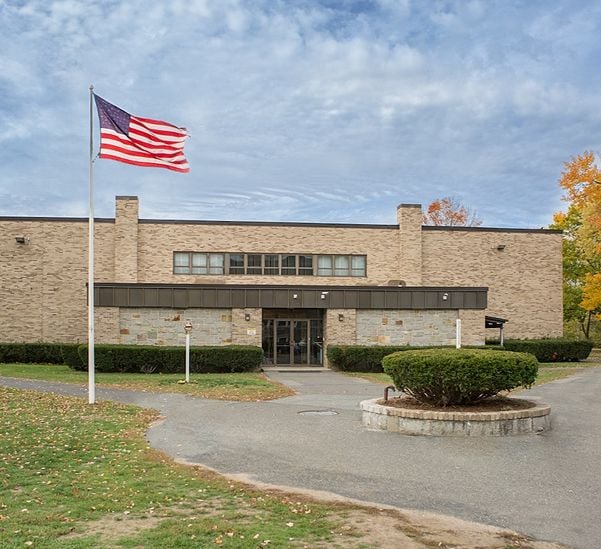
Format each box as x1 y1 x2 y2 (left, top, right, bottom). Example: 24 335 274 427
0 196 562 367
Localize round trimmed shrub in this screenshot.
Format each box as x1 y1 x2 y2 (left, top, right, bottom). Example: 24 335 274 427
382 348 538 407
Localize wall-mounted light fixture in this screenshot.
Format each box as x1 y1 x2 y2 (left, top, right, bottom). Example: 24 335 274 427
320 291 329 300
338 313 344 322
442 292 449 301
496 244 506 251
292 293 298 299
244 313 251 321
15 235 28 244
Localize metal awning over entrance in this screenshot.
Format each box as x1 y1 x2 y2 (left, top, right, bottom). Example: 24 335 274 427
485 315 508 345
485 316 508 329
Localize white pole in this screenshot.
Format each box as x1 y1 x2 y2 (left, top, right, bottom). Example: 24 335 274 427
455 318 462 349
88 85 96 404
185 332 190 383
500 324 504 347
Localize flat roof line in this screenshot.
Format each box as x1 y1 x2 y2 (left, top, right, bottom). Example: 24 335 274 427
0 216 560 233
138 219 399 229
0 216 115 223
422 225 561 234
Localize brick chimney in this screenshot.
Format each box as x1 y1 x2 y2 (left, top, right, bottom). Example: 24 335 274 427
114 196 139 282
396 203 423 286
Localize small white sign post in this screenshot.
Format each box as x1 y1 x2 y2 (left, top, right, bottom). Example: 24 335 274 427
184 321 193 383
455 319 462 349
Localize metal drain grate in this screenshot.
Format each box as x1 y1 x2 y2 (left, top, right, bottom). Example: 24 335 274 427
298 410 338 416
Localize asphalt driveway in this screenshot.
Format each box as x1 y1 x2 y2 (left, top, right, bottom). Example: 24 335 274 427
2 368 601 548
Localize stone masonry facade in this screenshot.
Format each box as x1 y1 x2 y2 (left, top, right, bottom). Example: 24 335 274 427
0 195 563 361
118 308 232 346
356 310 458 346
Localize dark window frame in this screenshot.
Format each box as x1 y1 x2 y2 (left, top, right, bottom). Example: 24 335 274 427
173 252 366 277
173 252 226 275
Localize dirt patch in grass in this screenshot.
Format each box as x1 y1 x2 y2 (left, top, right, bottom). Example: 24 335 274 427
65 495 567 549
192 468 568 549
63 513 163 542
377 395 536 412
324 508 565 549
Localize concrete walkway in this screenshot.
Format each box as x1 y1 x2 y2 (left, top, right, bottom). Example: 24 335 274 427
2 368 601 549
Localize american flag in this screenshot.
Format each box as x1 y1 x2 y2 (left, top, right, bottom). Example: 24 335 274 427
94 94 190 173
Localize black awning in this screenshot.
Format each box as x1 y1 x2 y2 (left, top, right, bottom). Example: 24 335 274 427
485 315 508 329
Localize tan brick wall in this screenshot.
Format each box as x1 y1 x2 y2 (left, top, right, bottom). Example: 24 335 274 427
95 307 120 344
136 223 405 286
458 309 485 346
397 204 423 285
422 230 563 339
324 308 357 367
231 308 262 346
0 219 115 343
0 197 563 347
114 197 138 282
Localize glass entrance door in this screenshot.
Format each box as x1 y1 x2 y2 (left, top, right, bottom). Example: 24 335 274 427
292 320 308 364
276 320 292 365
262 318 322 366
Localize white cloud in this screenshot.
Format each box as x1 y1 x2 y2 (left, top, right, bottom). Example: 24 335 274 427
0 0 600 229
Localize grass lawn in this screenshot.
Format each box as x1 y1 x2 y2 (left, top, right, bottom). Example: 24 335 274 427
0 364 293 401
0 386 343 548
0 386 541 548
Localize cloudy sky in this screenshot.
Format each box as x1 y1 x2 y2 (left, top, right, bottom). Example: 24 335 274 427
1 0 600 227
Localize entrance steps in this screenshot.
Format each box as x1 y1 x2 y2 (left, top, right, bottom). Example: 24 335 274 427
261 366 326 373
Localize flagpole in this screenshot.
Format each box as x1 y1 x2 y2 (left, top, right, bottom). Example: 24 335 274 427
88 84 96 404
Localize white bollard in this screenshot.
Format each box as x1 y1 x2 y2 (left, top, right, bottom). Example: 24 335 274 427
455 319 462 349
184 321 193 383
185 332 190 383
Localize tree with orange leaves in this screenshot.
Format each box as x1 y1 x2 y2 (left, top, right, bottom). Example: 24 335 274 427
423 197 482 227
553 151 601 339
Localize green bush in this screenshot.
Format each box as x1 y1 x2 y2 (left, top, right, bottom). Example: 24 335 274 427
382 348 538 407
326 345 456 372
327 345 410 372
61 344 85 370
0 342 65 364
77 344 263 373
499 339 592 362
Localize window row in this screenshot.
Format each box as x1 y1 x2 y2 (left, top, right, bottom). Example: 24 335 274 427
173 252 367 277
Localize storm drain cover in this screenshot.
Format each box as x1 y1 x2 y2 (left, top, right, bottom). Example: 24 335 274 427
298 410 338 416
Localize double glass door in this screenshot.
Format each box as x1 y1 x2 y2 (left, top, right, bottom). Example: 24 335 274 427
262 318 323 366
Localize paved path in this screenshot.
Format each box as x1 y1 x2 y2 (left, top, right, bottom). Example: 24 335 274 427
2 369 601 549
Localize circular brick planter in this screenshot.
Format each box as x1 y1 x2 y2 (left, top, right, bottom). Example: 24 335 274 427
360 398 551 436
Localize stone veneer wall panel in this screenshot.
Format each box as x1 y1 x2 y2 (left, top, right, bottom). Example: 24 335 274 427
356 310 456 347
118 308 232 346
422 230 563 339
